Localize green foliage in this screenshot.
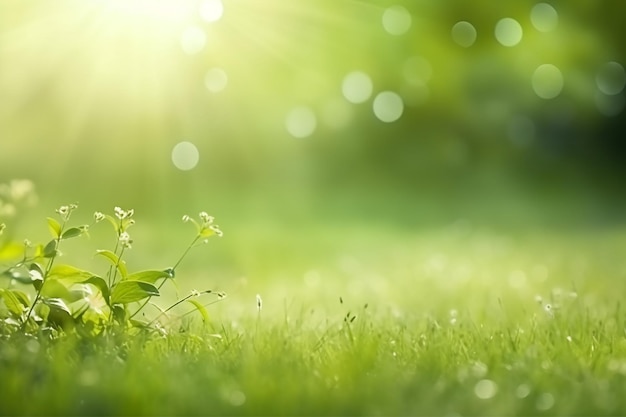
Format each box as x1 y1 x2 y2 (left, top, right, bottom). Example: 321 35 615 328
0 203 225 338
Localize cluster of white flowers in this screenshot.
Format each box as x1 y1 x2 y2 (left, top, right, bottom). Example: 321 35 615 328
93 211 105 223
182 211 223 238
119 231 133 249
114 206 134 220
55 203 78 221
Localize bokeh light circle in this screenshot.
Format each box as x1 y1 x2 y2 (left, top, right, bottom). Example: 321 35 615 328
532 64 563 99
451 21 477 47
596 61 626 95
495 18 523 47
172 141 200 171
342 71 373 104
204 68 228 93
180 25 206 54
595 91 625 116
373 91 404 123
200 0 223 22
531 3 558 32
474 379 498 400
382 5 412 36
285 106 317 138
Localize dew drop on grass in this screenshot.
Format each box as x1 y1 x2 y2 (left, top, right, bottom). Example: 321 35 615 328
474 379 498 399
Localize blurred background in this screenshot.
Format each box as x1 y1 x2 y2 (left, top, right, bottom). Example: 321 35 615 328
1 0 626 310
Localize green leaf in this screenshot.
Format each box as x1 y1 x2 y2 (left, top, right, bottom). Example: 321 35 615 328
0 289 26 316
47 217 62 239
29 262 44 277
0 241 24 261
44 298 72 315
3 268 34 285
11 290 31 308
105 215 119 234
110 280 159 305
43 239 57 258
48 264 93 281
186 299 210 323
126 269 173 284
41 279 73 300
112 305 127 323
61 227 84 240
44 298 73 328
95 249 128 279
27 263 44 290
84 276 110 306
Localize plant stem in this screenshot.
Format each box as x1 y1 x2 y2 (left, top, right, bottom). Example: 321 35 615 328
172 234 201 271
22 219 65 329
129 234 200 320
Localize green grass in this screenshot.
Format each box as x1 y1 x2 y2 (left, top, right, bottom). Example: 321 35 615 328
2 219 626 416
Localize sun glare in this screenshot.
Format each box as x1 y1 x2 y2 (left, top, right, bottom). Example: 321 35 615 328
94 0 196 23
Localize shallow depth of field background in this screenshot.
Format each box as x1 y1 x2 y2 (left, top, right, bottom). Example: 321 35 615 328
1 0 626 317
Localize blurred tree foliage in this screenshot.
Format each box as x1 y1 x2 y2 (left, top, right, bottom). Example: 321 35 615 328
0 0 624 214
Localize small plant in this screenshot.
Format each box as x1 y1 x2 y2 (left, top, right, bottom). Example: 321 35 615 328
0 199 225 338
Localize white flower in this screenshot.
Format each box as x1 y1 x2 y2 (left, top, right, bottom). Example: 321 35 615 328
182 215 191 223
256 294 262 311
119 231 132 248
544 303 554 317
199 211 214 225
94 212 105 223
210 224 223 237
114 206 134 220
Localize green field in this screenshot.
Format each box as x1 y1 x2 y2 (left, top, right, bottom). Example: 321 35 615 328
2 0 626 415
2 200 626 415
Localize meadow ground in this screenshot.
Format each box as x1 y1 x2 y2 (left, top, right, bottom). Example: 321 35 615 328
2 213 626 416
